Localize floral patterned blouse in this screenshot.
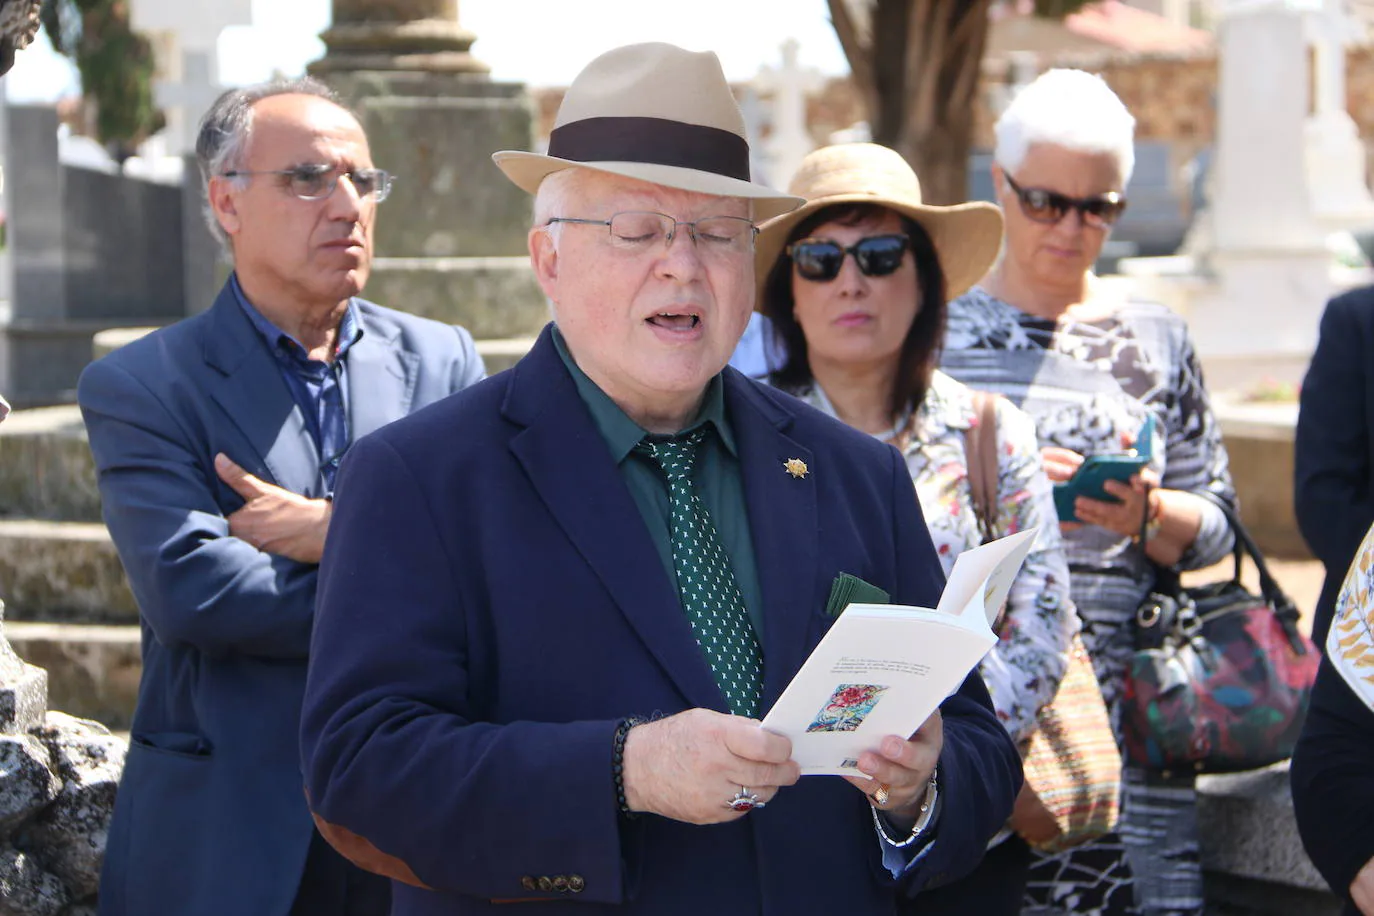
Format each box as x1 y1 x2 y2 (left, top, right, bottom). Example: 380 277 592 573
789 370 1078 744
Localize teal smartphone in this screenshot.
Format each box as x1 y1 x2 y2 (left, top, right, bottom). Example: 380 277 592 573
1052 415 1156 523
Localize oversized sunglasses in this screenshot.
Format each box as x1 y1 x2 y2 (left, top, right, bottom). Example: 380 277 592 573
1004 173 1126 228
786 234 910 282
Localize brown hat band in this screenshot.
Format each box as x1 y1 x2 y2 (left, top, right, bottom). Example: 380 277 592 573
547 116 751 182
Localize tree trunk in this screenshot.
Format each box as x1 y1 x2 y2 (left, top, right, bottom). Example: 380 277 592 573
829 0 993 205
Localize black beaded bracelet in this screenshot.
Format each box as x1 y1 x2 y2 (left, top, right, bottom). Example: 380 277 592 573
612 717 643 817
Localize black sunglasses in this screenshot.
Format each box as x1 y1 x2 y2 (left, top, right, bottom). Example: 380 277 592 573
1004 173 1127 228
786 234 910 282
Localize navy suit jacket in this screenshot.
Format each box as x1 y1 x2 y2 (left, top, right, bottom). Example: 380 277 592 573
1291 656 1374 916
1296 285 1374 646
79 281 484 916
300 326 1021 916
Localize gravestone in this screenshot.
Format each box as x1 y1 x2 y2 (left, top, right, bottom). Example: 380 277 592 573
1121 0 1368 393
1186 0 1341 390
752 39 825 189
307 0 544 341
1303 0 1374 231
1 107 187 406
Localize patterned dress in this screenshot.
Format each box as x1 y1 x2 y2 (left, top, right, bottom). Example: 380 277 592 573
943 287 1237 916
792 371 1078 748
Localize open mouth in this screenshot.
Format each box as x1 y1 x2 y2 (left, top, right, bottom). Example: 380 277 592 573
647 313 701 331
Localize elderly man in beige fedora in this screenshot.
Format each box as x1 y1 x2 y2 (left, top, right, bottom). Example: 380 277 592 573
300 42 1020 915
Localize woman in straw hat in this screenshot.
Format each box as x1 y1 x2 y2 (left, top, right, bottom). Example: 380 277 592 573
754 141 1079 914
943 70 1238 916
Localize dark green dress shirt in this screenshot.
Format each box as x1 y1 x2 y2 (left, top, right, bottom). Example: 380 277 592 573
552 327 764 635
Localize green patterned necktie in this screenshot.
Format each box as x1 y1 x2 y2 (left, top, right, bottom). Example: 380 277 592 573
636 429 763 718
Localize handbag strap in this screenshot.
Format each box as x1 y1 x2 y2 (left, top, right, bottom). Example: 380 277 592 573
963 391 1001 545
1207 495 1302 621
1149 492 1307 648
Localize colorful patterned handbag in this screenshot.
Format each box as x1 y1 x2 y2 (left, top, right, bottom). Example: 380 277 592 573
1122 499 1319 774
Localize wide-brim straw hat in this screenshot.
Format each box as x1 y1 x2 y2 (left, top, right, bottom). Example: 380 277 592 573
493 43 803 222
755 143 1004 305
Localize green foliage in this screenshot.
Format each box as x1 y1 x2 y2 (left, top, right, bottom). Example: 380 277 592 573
40 0 164 161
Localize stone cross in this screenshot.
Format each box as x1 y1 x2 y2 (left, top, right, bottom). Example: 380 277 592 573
151 50 225 156
128 0 252 155
751 39 826 189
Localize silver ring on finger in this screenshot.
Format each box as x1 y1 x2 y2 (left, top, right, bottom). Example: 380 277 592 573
726 786 764 812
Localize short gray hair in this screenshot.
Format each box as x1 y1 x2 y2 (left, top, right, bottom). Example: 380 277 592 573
195 77 354 253
994 68 1136 186
532 167 594 251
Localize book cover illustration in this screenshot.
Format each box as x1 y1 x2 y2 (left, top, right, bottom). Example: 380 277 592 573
806 684 889 733
760 527 1039 775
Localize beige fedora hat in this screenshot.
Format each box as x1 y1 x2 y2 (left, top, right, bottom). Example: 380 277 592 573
755 143 1004 303
493 43 802 221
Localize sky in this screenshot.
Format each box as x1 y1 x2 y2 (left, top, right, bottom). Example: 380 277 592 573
4 0 851 103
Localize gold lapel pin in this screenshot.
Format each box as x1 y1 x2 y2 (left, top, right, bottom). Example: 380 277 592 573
784 458 809 479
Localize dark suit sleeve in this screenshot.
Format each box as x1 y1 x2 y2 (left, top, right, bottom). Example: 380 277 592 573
78 358 316 659
1291 655 1374 904
449 324 487 389
1297 293 1374 594
884 446 1024 893
300 433 628 902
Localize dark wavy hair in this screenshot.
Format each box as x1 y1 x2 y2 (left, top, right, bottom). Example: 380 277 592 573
760 203 948 425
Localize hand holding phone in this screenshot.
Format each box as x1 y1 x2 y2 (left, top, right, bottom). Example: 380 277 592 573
1052 415 1156 523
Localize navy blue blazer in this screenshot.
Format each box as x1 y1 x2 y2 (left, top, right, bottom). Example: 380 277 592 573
79 281 484 916
1291 656 1374 916
300 325 1022 916
1296 285 1374 646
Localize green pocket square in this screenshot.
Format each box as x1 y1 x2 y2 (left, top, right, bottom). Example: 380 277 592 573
824 573 891 618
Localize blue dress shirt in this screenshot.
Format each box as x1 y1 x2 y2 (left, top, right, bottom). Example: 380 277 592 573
231 274 362 494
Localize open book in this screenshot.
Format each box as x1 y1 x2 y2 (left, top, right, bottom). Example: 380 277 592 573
760 528 1038 776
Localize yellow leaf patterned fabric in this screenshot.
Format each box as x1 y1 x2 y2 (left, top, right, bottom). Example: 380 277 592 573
1328 520 1374 702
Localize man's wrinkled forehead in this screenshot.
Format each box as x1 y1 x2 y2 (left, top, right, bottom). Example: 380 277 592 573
247 94 371 166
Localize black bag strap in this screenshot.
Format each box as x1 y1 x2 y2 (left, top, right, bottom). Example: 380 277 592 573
1206 495 1298 620
1147 492 1308 651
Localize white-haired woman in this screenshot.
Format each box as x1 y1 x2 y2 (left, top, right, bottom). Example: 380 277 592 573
943 70 1237 916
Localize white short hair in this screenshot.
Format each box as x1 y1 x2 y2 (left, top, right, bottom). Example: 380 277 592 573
994 69 1136 185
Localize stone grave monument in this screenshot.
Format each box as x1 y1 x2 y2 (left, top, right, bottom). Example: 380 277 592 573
751 39 825 189
1123 0 1374 393
309 0 546 358
1304 0 1374 232
0 599 125 915
1 107 189 407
